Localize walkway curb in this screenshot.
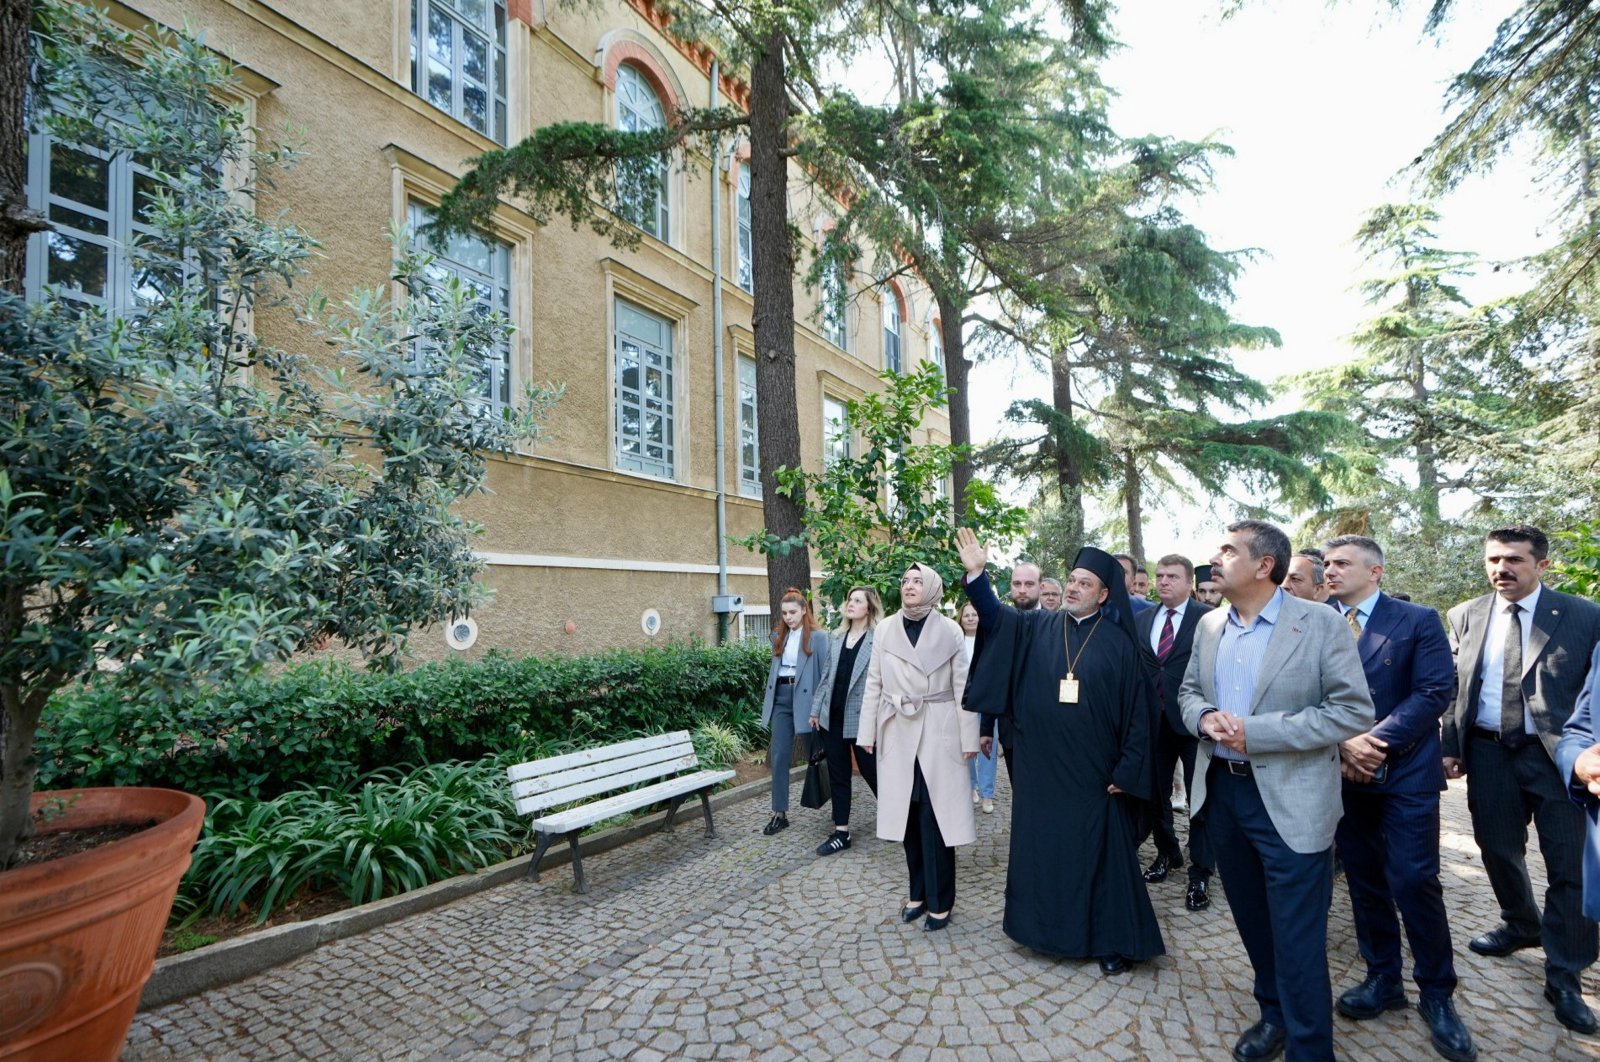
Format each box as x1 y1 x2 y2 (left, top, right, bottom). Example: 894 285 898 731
139 764 800 1010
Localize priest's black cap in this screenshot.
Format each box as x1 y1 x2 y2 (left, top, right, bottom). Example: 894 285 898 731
1194 564 1214 585
1071 545 1138 642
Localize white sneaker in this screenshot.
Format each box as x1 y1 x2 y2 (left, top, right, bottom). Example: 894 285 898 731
972 788 981 805
982 799 994 814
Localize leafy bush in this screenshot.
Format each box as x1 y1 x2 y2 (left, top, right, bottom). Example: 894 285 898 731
690 722 749 770
38 642 771 799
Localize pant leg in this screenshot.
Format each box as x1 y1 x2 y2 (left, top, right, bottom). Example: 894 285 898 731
769 686 795 814
1379 789 1458 1000
1514 741 1600 991
909 763 956 913
1150 724 1183 857
822 722 853 829
1179 738 1213 880
1205 766 1283 1029
1465 733 1542 937
852 741 878 797
971 742 997 798
1338 788 1404 982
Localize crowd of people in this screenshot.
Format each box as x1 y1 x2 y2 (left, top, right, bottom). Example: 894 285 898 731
756 520 1600 1062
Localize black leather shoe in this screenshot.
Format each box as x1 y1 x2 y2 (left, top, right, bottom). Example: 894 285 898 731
1143 854 1172 883
761 814 789 836
1185 879 1211 911
1417 997 1477 1062
923 912 950 931
1336 972 1408 1020
1467 925 1540 957
1544 984 1599 1034
1231 1020 1286 1062
1097 954 1131 975
900 902 925 923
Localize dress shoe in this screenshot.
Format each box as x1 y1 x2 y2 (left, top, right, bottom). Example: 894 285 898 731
1231 1020 1286 1062
1097 954 1130 975
923 911 950 931
1143 854 1172 883
900 902 925 923
1544 984 1599 1034
1336 972 1408 1020
1467 925 1541 957
1417 997 1477 1062
761 814 789 836
1185 878 1210 911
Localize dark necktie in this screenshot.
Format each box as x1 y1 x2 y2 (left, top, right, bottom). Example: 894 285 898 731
1156 609 1176 661
1500 602 1526 748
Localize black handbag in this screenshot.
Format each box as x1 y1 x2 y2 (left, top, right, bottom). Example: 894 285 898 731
800 733 832 809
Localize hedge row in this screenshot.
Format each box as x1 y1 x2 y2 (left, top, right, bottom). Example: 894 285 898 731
37 642 771 800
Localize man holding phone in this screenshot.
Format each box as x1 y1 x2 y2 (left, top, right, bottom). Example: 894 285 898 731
1324 536 1473 1062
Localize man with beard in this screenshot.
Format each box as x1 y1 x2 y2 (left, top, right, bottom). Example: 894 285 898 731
1195 564 1224 607
958 528 1164 975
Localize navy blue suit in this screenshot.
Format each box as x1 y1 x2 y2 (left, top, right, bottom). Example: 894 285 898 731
1333 593 1459 1000
1135 599 1214 882
1557 642 1600 922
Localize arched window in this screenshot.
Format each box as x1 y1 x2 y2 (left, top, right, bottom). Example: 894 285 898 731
615 64 670 240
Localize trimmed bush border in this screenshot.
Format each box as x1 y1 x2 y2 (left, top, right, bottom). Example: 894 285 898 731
138 764 800 1010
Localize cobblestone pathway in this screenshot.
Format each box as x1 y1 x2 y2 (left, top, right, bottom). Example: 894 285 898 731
127 777 1599 1060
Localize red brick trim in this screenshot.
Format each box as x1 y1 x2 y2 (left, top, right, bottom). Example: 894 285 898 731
506 0 534 25
621 0 751 111
603 41 679 114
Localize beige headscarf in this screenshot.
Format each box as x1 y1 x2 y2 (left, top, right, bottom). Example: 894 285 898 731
900 563 945 621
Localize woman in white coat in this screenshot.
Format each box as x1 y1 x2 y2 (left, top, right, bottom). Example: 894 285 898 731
858 563 977 930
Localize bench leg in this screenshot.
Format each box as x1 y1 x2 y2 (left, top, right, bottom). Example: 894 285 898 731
661 794 687 833
567 830 587 894
699 790 716 838
528 831 555 882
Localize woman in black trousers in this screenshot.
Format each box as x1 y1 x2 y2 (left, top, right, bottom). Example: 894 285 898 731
809 586 883 855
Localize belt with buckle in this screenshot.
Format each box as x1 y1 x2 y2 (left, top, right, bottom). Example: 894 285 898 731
1217 759 1252 776
777 676 796 686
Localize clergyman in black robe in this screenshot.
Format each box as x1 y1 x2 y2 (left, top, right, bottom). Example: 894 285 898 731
955 529 1165 972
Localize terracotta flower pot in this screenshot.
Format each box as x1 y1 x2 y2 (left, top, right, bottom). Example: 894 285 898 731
0 788 205 1061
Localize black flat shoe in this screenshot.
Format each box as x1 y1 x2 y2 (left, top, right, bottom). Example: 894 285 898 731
761 814 788 836
1142 854 1172 884
1417 997 1477 1062
1185 879 1211 911
1097 954 1130 975
1544 984 1598 1034
923 912 950 931
1336 972 1407 1020
900 902 925 923
1467 925 1540 957
1231 1020 1286 1062
815 831 851 856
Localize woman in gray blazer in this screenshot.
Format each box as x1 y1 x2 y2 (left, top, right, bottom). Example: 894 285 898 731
808 586 883 856
760 588 828 836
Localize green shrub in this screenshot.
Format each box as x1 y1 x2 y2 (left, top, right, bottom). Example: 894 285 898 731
37 642 770 799
691 722 748 771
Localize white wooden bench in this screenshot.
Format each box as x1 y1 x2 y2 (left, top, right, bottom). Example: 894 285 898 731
508 730 735 893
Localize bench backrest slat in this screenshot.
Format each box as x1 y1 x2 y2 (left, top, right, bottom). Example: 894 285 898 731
510 739 695 801
506 731 689 783
514 752 700 817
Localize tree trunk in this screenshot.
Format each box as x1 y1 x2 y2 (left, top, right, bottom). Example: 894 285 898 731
1123 451 1145 566
1050 347 1084 571
748 30 812 607
1 582 47 868
938 293 971 522
1 0 39 297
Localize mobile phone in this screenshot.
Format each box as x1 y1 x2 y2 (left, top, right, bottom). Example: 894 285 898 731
1372 763 1389 784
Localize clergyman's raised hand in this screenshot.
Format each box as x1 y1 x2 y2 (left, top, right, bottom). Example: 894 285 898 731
955 527 988 577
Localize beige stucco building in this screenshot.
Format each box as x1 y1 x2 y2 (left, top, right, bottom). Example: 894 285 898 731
26 0 951 656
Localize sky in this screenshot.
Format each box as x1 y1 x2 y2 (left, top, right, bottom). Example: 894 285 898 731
962 0 1549 566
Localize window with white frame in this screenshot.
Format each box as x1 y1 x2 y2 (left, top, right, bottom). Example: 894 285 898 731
929 320 946 404
615 300 676 478
738 355 760 497
740 606 772 645
410 1 508 143
409 202 514 414
820 255 848 349
735 164 753 293
24 127 178 314
614 64 670 240
882 288 902 373
823 395 851 467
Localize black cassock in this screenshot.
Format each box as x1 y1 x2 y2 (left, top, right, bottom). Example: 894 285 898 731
965 572 1165 961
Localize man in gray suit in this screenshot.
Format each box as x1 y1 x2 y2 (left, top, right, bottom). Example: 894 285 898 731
1442 524 1600 1034
1180 519 1374 1062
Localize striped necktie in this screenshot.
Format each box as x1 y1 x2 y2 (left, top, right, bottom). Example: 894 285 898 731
1157 609 1176 661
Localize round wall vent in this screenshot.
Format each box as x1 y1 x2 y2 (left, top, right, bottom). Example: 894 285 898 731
445 616 479 651
641 609 662 637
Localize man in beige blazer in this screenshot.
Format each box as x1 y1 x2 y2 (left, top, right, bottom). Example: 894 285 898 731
1179 520 1374 1062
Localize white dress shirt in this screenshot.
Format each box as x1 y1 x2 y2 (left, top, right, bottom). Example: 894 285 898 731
1148 598 1190 655
1475 583 1541 734
778 629 802 676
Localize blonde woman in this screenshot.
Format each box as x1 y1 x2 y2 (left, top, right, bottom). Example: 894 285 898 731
858 564 977 930
809 586 883 856
758 589 828 836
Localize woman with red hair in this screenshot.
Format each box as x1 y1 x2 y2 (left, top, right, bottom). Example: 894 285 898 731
759 589 829 835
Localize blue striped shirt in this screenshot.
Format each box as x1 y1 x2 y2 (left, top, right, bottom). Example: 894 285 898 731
1212 588 1286 761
